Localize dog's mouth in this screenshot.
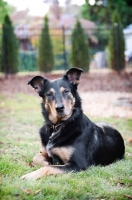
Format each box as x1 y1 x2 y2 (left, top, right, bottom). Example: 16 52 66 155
57 109 73 120
56 112 66 120
56 110 65 116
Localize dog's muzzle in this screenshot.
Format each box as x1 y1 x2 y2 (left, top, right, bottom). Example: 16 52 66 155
55 104 64 115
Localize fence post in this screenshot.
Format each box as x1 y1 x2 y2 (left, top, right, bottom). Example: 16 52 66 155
2 24 8 79
114 23 120 74
62 26 67 70
97 26 101 51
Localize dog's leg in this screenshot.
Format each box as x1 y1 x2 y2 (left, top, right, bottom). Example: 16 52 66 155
21 166 64 180
33 147 51 166
33 153 49 166
21 163 80 180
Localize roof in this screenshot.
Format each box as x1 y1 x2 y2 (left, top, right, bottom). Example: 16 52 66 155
49 14 97 43
10 9 97 43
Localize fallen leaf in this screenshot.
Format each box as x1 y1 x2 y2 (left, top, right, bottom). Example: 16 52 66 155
123 194 132 199
128 138 132 144
16 159 35 167
24 189 32 195
126 152 132 157
14 194 20 197
22 155 27 158
34 189 41 195
19 187 32 195
0 142 4 145
28 162 35 167
117 182 125 187
117 177 126 187
17 160 30 166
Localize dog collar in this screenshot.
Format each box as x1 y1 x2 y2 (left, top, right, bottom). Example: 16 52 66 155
52 123 63 132
49 123 64 141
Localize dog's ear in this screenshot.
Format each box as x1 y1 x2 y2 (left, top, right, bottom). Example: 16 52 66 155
28 76 47 95
64 68 83 86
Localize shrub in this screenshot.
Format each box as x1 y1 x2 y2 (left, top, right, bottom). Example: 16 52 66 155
108 11 125 72
38 16 54 72
1 15 19 74
70 20 90 72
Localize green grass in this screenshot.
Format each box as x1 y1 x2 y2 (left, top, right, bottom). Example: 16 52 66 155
0 93 132 200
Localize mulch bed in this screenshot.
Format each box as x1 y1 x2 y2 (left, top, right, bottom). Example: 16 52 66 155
0 71 132 95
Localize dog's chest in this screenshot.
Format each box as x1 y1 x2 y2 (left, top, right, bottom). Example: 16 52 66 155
46 141 74 164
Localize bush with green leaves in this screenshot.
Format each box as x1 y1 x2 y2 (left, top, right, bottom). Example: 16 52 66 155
70 20 90 72
108 11 125 72
38 16 54 72
1 15 19 74
19 52 37 72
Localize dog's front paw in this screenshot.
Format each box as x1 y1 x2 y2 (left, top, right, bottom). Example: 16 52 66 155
21 167 47 180
21 171 39 180
33 153 49 166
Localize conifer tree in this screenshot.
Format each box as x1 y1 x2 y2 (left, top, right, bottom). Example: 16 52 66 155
38 16 54 72
108 11 125 72
1 15 19 74
70 20 90 72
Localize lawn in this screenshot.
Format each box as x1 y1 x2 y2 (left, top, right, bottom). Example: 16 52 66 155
0 93 132 200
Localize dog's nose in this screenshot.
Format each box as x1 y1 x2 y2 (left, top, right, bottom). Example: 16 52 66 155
55 104 64 112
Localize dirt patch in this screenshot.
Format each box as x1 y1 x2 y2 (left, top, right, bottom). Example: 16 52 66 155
0 70 132 118
0 70 132 94
81 92 132 118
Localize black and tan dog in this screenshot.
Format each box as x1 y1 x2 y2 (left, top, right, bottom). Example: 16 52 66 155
22 68 125 180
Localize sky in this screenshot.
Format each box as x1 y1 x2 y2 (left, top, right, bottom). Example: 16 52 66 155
5 0 86 16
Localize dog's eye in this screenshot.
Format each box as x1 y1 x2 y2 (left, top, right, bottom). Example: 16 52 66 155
46 92 53 97
63 89 69 94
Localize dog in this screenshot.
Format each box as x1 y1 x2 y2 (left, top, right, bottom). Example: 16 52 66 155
22 67 125 180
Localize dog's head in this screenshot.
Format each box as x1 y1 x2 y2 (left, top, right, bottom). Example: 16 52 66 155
28 68 83 124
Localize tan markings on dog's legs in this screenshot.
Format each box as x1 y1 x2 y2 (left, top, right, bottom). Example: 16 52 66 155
40 146 46 154
33 153 49 166
50 147 75 163
21 166 64 180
